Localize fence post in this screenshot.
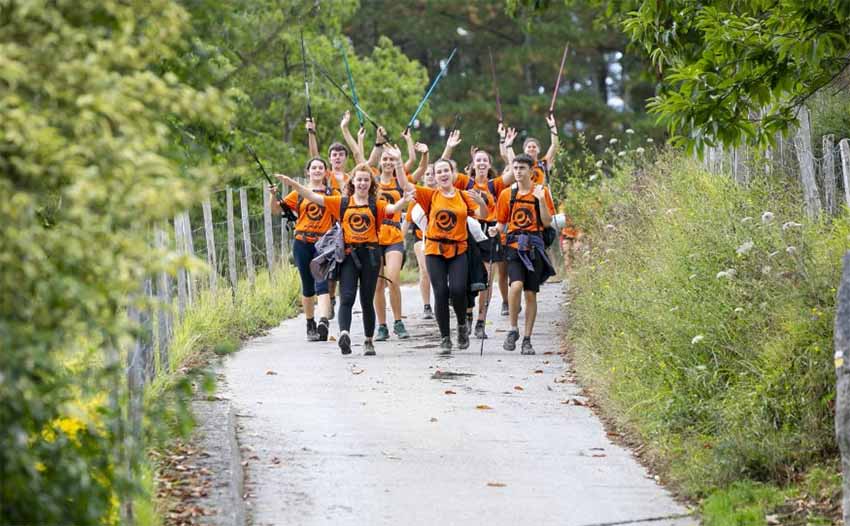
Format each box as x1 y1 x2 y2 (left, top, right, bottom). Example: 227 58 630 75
240 187 255 285
280 218 289 265
839 138 850 210
794 106 822 219
823 135 837 215
181 212 196 304
834 252 850 525
154 226 172 373
141 278 155 381
173 215 188 320
226 188 238 293
263 187 275 273
202 199 218 292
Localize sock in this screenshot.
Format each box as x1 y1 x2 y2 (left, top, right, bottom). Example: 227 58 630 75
511 326 519 333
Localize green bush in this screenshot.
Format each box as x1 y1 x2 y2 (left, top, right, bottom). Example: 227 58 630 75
566 151 847 497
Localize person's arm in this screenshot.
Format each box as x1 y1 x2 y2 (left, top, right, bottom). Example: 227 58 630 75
367 126 388 167
357 126 366 164
410 142 429 183
440 129 461 160
340 111 366 164
306 118 319 157
384 187 413 215
534 184 553 227
275 174 325 206
498 122 509 164
468 190 488 219
402 128 416 173
384 144 416 193
268 185 283 214
503 126 517 165
500 164 516 186
543 113 559 164
488 222 507 238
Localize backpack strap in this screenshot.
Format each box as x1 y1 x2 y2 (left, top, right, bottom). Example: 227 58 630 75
466 177 475 191
509 183 544 230
340 196 350 222
488 179 496 197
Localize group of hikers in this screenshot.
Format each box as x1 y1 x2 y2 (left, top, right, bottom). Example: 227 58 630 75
270 110 561 356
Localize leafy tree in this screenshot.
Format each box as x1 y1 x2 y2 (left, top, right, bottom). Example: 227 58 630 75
0 1 231 522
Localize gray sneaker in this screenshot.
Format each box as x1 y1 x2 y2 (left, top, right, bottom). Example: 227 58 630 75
374 324 390 341
500 302 509 316
503 330 520 351
423 304 434 320
363 340 376 356
393 319 410 339
521 337 535 355
338 333 352 355
439 336 452 355
474 320 487 339
457 324 470 349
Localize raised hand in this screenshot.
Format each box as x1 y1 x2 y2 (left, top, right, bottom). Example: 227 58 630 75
275 174 296 187
401 128 412 142
340 111 350 128
446 129 462 148
383 143 403 160
505 127 517 146
532 184 545 201
376 126 388 143
498 121 506 139
305 119 316 132
357 126 366 140
267 184 278 195
414 142 429 154
546 113 557 134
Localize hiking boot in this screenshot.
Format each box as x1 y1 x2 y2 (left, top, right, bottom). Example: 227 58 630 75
457 324 470 350
317 318 329 342
374 324 390 341
521 337 535 355
393 320 410 339
363 339 376 356
474 320 487 339
306 319 319 342
329 298 336 320
501 302 509 316
503 329 520 351
439 336 452 355
338 333 352 355
423 304 434 320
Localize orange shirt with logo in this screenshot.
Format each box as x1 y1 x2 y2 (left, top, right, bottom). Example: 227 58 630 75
375 173 415 245
323 195 388 245
414 187 479 257
327 170 350 192
494 185 555 248
283 188 339 242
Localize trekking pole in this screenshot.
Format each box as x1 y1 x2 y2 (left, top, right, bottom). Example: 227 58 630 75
339 42 365 128
406 47 458 132
548 43 570 116
246 145 296 222
311 57 380 129
300 31 312 122
488 47 503 125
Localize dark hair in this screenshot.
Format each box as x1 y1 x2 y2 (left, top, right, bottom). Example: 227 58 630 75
472 149 498 180
345 163 378 200
304 156 329 175
433 158 453 173
328 142 349 157
513 153 534 168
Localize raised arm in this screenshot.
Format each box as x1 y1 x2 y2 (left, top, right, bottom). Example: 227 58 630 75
498 122 509 164
468 189 488 219
543 114 559 164
384 144 416 193
268 185 283 214
275 174 326 206
367 126 388 167
357 126 366 164
340 111 366 164
503 126 517 165
534 184 553 227
402 128 416 172
306 118 319 158
440 129 461 160
410 142 430 183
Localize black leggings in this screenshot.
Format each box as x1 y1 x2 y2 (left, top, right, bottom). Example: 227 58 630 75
337 247 380 338
293 239 328 297
425 252 468 338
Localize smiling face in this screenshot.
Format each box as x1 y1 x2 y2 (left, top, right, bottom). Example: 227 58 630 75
433 160 454 191
473 151 491 178
380 151 396 175
307 159 327 185
523 139 540 160
329 148 347 170
351 170 373 197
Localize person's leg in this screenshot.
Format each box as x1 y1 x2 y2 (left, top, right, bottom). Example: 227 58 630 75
477 261 492 321
358 248 381 339
425 255 451 338
293 239 318 338
447 253 470 349
336 254 359 355
503 249 525 351
383 248 405 324
497 260 509 315
414 241 431 309
314 276 331 341
523 290 538 337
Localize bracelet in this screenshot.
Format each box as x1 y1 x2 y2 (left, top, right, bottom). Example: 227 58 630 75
549 128 557 133
375 142 386 147
499 140 505 144
308 130 316 135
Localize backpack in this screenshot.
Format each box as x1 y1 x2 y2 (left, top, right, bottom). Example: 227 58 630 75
340 195 378 237
466 176 498 198
508 184 557 248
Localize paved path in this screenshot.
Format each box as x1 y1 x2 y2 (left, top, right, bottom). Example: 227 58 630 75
222 283 696 526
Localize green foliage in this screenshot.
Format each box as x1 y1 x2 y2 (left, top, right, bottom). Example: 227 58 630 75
566 152 846 497
0 1 232 523
702 482 785 526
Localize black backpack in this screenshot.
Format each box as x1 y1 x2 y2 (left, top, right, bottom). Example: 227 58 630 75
508 185 557 248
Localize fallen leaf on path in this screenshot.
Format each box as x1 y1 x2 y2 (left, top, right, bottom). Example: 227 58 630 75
554 376 569 383
271 457 282 465
592 454 607 458
513 385 524 391
476 404 493 410
351 367 365 375
563 398 587 406
329 335 336 341
533 369 544 374
444 390 456 395
265 370 277 375
543 351 555 355
487 482 507 487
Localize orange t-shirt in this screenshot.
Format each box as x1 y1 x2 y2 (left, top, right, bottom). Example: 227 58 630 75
494 185 556 248
531 160 549 186
282 188 338 242
323 195 388 245
327 170 350 192
414 187 480 257
464 178 497 223
376 174 414 245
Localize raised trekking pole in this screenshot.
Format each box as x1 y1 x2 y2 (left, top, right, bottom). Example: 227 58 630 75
311 58 380 130
247 144 296 222
339 43 364 129
548 43 570 116
300 31 312 122
406 47 458 132
488 47 503 125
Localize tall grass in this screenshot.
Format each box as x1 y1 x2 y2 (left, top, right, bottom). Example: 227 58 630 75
565 152 849 497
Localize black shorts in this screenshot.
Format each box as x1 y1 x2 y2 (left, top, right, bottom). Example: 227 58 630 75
379 242 406 269
505 246 545 293
477 237 504 263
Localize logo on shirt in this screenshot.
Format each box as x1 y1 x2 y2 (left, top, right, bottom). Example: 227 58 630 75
305 203 324 221
380 189 398 204
511 206 535 229
348 212 372 233
434 210 458 232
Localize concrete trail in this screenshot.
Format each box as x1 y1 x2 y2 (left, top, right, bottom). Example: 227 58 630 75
222 283 695 526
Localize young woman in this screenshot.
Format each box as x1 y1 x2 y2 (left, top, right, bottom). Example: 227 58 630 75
396 155 488 353
404 160 437 320
270 157 337 342
276 165 411 356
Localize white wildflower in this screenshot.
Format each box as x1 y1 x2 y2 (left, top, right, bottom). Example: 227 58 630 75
594 134 604 141
688 273 697 280
665 208 678 215
589 173 598 181
625 128 635 135
734 307 745 313
646 138 654 143
741 216 753 223
735 241 754 255
618 151 627 157
605 224 616 231
595 160 604 168
636 147 645 154
786 246 797 254
761 211 775 224
716 270 729 279
761 266 772 275
670 306 679 312
768 250 779 258
609 137 618 145
782 221 802 231
691 335 705 345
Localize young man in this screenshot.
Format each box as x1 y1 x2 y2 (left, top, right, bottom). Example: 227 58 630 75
490 154 556 355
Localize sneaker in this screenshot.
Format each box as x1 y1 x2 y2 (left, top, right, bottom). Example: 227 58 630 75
329 298 336 320
338 333 352 355
363 339 376 356
306 319 319 342
474 320 487 339
439 336 452 355
423 304 434 320
503 329 520 351
374 324 390 341
317 318 329 341
457 324 469 350
501 302 509 316
393 320 410 340
521 337 535 355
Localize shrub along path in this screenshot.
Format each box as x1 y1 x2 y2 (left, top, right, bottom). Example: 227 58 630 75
222 283 694 525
